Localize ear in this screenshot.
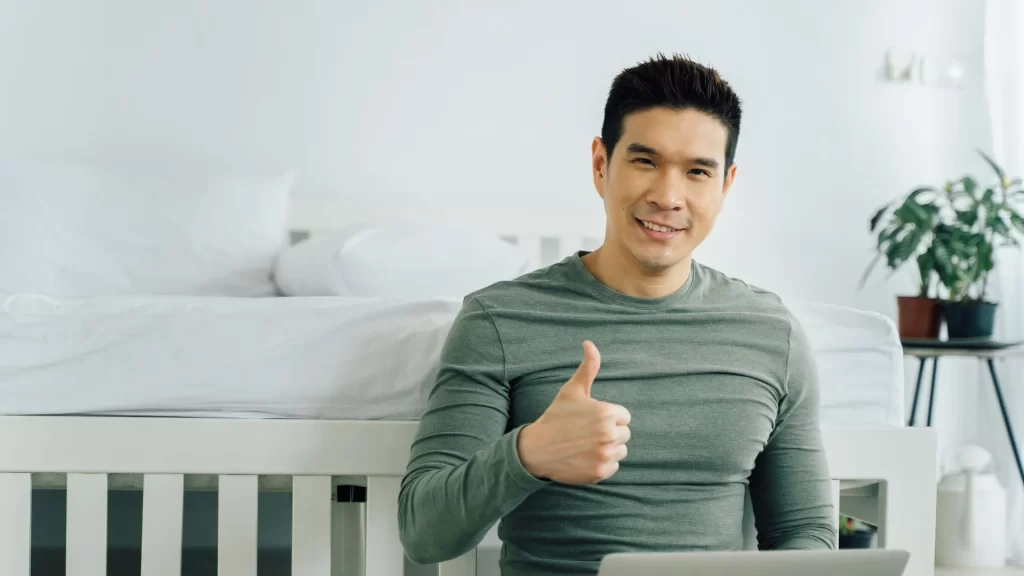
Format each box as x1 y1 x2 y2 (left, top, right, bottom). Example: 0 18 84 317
592 137 608 198
721 163 738 200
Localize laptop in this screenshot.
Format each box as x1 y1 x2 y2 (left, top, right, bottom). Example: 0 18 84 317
598 549 910 575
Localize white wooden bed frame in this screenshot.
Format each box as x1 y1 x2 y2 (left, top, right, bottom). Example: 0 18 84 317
0 232 939 576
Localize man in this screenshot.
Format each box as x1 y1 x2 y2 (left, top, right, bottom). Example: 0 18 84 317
398 54 837 575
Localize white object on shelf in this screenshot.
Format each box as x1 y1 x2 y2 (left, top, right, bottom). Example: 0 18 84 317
886 47 918 81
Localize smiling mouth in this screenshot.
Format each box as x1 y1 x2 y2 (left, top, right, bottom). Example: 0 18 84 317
636 218 683 233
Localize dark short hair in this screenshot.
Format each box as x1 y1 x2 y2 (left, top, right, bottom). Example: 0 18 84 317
601 53 743 168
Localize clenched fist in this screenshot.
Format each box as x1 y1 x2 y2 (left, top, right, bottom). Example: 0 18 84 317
517 341 632 484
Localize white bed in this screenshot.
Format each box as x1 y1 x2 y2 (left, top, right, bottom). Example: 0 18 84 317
0 292 460 420
1 292 900 426
0 233 937 576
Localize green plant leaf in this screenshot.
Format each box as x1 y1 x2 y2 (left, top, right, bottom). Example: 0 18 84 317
981 187 995 207
956 209 978 227
907 186 937 201
858 253 882 290
991 216 1011 238
961 176 978 196
1008 207 1024 235
978 241 995 273
892 203 924 227
869 203 892 232
916 250 936 296
978 149 1008 186
886 230 921 268
932 241 957 288
877 226 896 250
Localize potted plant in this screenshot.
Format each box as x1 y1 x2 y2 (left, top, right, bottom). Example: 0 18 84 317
930 151 1024 338
838 515 874 549
863 185 948 339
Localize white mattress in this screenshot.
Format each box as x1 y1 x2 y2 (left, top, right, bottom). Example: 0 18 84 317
0 294 904 426
0 292 461 419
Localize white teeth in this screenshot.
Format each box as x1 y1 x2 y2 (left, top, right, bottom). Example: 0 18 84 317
641 220 677 233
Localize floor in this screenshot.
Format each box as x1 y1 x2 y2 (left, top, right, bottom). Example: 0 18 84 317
937 567 1024 575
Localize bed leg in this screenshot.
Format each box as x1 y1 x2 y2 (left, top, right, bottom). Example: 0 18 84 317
366 476 404 576
877 438 937 576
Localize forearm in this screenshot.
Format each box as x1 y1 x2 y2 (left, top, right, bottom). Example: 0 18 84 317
399 425 547 564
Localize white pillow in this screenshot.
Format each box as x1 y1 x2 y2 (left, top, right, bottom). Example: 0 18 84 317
0 158 294 298
275 223 528 299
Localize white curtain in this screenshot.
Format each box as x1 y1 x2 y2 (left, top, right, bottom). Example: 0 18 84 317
985 0 1024 564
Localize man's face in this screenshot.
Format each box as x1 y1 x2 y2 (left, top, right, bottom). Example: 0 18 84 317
592 107 736 273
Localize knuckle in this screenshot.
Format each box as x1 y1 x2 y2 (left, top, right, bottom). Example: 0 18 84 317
597 443 623 462
598 426 617 444
602 461 620 478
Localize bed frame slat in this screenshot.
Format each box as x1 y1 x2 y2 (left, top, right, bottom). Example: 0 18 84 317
141 474 184 576
292 475 332 576
830 480 841 549
365 476 403 576
332 499 365 576
218 475 258 576
439 549 477 576
0 473 31 576
67 473 108 576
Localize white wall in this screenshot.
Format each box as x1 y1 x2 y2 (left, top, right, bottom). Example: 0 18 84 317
0 0 992 315
0 0 995 569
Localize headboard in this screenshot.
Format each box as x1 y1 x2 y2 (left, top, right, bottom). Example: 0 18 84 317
290 228 603 274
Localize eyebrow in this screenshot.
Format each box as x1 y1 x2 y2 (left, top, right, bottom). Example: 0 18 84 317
692 157 720 170
626 142 660 156
624 142 720 170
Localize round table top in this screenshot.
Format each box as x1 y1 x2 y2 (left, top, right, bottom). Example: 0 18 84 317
901 338 1024 358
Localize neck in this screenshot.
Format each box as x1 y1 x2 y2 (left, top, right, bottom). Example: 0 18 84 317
580 244 692 299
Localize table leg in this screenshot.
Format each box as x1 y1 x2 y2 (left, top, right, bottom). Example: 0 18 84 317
986 359 1024 489
908 357 927 426
926 357 940 427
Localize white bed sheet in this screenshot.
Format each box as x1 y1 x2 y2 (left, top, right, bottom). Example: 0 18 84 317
0 294 904 425
0 292 461 419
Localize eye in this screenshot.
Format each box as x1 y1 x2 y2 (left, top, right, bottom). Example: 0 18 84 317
689 168 711 177
632 157 655 167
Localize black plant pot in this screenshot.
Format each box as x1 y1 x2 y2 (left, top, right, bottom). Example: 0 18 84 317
839 530 874 549
943 301 998 339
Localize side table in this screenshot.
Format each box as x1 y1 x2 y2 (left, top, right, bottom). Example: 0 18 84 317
903 339 1024 490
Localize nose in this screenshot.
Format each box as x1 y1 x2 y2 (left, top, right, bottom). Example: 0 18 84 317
646 169 686 211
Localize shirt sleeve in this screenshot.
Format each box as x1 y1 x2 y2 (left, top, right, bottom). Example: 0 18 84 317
398 296 549 565
748 315 838 550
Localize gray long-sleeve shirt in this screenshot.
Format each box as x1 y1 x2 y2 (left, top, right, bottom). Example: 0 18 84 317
399 252 837 575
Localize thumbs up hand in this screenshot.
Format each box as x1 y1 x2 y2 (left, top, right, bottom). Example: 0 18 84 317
517 341 632 484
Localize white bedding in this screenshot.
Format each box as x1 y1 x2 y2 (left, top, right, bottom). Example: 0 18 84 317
0 292 460 419
0 294 904 425
790 301 906 427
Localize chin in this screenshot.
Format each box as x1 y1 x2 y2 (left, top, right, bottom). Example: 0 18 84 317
630 247 687 272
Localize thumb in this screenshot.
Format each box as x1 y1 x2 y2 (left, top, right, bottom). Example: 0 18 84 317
562 341 601 398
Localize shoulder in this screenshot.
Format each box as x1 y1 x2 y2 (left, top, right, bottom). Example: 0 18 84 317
690 260 789 315
694 263 810 365
463 257 581 311
690 261 810 377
